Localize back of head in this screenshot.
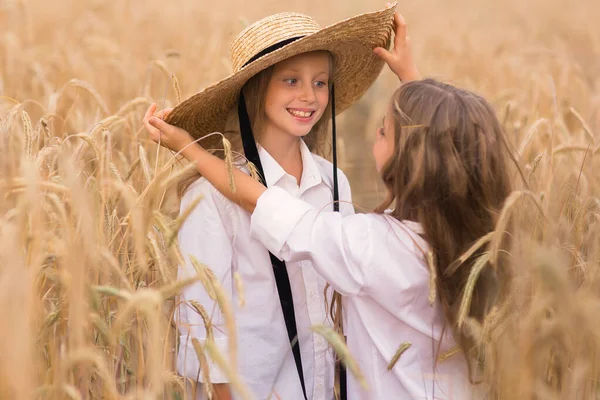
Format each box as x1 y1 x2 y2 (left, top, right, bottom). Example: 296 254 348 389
378 78 513 378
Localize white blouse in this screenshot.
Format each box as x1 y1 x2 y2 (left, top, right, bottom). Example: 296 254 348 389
251 186 474 400
175 140 354 400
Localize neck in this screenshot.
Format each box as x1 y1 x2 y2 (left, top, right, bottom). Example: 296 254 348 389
258 130 303 184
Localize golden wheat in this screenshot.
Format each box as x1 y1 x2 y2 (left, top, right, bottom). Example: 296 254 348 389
0 0 599 399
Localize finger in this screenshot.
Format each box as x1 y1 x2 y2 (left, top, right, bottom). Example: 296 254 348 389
149 116 175 135
143 104 160 137
143 118 162 140
143 103 157 123
148 130 161 144
393 13 408 48
373 47 393 64
155 107 174 120
144 120 161 137
143 107 162 138
144 122 161 144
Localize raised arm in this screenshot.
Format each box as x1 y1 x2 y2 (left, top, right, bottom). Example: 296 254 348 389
144 112 372 296
373 12 421 82
250 186 375 296
144 104 265 214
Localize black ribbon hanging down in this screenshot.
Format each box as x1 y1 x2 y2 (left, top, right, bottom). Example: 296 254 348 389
331 84 340 212
237 37 343 400
330 84 347 400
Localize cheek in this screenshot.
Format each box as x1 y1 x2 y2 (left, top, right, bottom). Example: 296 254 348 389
373 134 395 172
263 101 276 122
264 93 286 119
372 142 379 169
263 90 276 112
318 89 329 101
385 136 395 160
316 90 329 108
372 139 384 170
265 85 289 107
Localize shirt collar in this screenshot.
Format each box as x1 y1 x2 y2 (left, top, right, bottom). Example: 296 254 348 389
402 219 424 234
384 210 425 234
257 140 323 192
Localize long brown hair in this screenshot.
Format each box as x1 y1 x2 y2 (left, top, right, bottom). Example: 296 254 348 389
177 51 332 197
376 79 513 379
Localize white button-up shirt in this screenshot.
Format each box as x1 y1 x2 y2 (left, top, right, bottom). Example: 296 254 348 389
251 187 474 400
176 140 354 400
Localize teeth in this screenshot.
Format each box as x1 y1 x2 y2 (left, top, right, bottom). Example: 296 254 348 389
288 109 313 118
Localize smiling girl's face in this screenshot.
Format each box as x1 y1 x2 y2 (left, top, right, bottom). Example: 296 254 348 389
263 51 331 139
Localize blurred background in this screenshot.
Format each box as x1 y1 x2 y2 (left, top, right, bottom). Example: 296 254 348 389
3 0 598 208
1 0 599 399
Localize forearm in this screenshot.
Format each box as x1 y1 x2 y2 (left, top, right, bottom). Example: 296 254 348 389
251 187 367 296
398 68 421 82
181 144 266 213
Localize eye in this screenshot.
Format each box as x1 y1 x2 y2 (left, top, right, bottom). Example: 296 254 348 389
284 78 298 85
314 81 328 88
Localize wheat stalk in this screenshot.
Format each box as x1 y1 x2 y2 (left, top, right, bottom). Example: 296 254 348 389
457 252 490 330
171 74 182 105
234 272 245 308
21 110 33 157
388 342 412 370
196 338 254 400
426 250 437 306
223 137 236 193
311 324 368 390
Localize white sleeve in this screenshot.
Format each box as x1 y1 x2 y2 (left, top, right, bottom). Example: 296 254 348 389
337 168 355 217
250 186 373 296
176 179 233 384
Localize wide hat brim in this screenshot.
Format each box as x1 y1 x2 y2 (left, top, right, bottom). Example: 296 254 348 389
166 4 396 140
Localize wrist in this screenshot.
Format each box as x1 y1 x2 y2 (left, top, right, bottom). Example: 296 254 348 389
180 142 204 162
397 67 421 83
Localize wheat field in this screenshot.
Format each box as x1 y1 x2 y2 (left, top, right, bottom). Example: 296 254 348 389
1 0 599 398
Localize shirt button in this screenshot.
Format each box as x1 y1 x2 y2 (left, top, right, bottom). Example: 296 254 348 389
310 289 316 298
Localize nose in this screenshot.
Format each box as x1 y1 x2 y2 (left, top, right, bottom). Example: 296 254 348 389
299 82 316 103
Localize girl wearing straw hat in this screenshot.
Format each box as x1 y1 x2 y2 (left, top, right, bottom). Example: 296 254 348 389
144 4 403 400
147 9 505 400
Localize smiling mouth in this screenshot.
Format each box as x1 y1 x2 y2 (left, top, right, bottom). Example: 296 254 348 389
287 108 315 118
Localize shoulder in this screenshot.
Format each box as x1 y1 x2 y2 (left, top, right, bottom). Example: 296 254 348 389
179 176 241 239
380 216 429 268
351 215 429 289
330 214 426 276
182 176 214 202
349 214 427 258
180 176 236 216
182 158 250 204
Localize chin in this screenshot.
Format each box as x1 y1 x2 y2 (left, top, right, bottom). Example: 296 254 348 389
287 127 313 138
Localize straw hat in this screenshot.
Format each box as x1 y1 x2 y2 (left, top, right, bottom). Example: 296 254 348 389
165 4 396 139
